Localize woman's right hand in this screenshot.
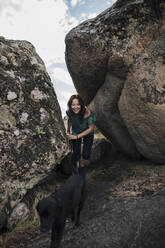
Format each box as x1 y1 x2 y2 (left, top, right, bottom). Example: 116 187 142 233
66 133 77 140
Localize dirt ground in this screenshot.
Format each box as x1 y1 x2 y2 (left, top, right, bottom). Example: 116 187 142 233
2 153 165 248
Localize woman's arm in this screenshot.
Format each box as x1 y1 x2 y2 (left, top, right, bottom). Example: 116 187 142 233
77 123 95 138
66 123 95 140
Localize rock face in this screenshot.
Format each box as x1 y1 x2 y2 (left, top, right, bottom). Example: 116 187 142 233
65 0 165 162
90 138 111 164
0 37 70 231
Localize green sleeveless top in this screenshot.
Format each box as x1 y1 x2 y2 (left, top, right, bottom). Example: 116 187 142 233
71 111 96 136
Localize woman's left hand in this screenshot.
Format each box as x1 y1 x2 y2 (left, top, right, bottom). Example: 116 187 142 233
66 134 77 140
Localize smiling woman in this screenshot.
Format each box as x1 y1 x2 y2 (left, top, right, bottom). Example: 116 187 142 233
66 94 96 173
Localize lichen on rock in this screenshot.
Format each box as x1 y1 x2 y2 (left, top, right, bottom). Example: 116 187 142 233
0 37 70 231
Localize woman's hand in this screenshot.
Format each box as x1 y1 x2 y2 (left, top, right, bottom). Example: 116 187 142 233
66 133 77 140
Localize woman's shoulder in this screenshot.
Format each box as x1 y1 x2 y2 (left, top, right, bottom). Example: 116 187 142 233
83 108 91 119
84 108 96 119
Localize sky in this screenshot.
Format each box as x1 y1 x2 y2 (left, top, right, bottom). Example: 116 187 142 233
0 0 116 116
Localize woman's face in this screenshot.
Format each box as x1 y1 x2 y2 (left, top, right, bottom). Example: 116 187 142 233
71 98 81 114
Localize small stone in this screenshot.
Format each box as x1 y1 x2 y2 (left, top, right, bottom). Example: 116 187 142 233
90 29 97 34
20 112 29 123
0 55 9 66
14 129 20 136
7 91 17 101
30 87 47 102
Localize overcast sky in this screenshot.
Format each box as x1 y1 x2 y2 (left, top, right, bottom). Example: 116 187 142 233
0 0 115 116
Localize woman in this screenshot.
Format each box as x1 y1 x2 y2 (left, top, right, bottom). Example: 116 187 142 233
66 94 96 173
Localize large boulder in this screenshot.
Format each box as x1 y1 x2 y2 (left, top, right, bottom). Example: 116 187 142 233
65 0 165 163
0 37 70 231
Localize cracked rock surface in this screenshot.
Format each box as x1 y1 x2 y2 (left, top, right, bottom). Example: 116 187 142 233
65 0 165 163
0 37 70 231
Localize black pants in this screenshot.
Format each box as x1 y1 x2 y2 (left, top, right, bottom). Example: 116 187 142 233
70 135 94 173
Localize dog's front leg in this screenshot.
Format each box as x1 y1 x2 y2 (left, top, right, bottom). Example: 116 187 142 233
72 206 79 227
75 186 86 227
50 218 66 248
2 233 7 248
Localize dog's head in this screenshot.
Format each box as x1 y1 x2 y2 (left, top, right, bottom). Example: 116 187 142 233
36 197 60 232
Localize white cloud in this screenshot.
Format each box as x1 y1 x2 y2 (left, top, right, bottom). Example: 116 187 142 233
106 0 116 5
59 100 68 113
0 0 77 66
0 0 106 67
81 13 87 18
61 91 73 100
88 12 98 19
0 0 23 14
68 16 79 26
71 0 84 7
71 0 77 7
58 91 75 116
53 68 73 86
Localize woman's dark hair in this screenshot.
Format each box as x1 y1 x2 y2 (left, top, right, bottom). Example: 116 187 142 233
66 94 86 122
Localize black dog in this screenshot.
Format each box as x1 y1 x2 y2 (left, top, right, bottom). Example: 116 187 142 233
36 167 86 248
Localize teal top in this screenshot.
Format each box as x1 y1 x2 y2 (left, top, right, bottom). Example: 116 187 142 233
71 111 96 136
